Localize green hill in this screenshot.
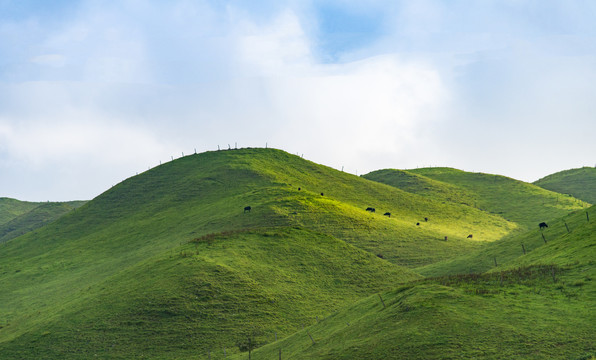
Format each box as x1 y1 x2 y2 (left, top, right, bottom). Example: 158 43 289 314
534 167 596 204
0 198 41 225
240 206 596 360
365 167 586 230
2 149 592 359
0 148 513 359
0 201 86 243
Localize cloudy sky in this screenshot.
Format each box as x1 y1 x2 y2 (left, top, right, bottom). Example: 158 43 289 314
1 0 595 201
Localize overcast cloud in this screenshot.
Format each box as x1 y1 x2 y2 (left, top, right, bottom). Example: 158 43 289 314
1 0 595 201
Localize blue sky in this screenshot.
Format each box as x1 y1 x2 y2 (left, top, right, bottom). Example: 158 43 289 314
1 0 595 201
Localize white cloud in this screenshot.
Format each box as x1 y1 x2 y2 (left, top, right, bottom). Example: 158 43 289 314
2 1 595 199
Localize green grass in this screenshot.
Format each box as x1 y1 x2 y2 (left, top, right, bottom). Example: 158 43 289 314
0 201 85 243
0 227 419 359
417 205 596 277
0 197 41 225
240 206 596 360
534 166 596 204
1 148 593 359
1 148 499 358
366 167 587 230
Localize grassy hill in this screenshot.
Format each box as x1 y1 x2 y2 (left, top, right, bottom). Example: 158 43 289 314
1 149 592 359
239 206 596 360
0 201 86 243
534 167 596 204
365 167 586 230
0 197 41 225
0 148 515 359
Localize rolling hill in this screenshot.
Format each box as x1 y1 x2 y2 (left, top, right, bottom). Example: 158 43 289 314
0 197 41 225
534 167 596 204
364 167 586 230
0 148 515 359
1 148 592 359
0 201 86 243
238 205 596 359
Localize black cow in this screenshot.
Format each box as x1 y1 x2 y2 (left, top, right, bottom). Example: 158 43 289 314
467 234 473 239
384 212 391 217
424 217 429 222
366 207 376 213
539 222 548 230
244 206 252 213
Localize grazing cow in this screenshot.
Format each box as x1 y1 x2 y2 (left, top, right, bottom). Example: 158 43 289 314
424 217 429 222
321 192 324 196
244 206 252 213
416 222 420 226
366 207 376 213
444 236 448 241
384 212 391 217
467 234 473 239
539 222 548 230
298 187 301 191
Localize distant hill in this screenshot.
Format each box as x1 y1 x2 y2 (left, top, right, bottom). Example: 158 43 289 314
241 206 596 360
0 201 86 243
0 198 41 225
364 167 586 230
534 166 596 204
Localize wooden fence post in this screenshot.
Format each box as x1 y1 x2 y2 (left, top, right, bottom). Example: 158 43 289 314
565 223 570 233
378 293 386 308
306 330 315 345
521 244 526 255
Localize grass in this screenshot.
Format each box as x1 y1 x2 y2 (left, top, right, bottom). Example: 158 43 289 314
238 206 596 360
366 167 587 230
0 148 592 359
0 201 85 243
0 197 41 225
534 166 596 204
0 227 419 359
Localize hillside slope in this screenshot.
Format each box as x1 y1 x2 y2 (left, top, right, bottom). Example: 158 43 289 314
0 197 41 225
0 201 86 243
365 167 586 230
242 206 596 360
534 166 596 204
0 148 514 359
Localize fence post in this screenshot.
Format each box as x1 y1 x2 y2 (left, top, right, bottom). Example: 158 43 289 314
378 293 386 308
306 330 315 344
565 223 570 233
494 257 498 267
521 244 526 255
542 233 547 243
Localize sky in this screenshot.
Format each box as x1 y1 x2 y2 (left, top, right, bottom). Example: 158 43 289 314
1 0 595 201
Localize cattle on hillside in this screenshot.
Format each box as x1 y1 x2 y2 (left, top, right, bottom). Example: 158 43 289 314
539 222 548 230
